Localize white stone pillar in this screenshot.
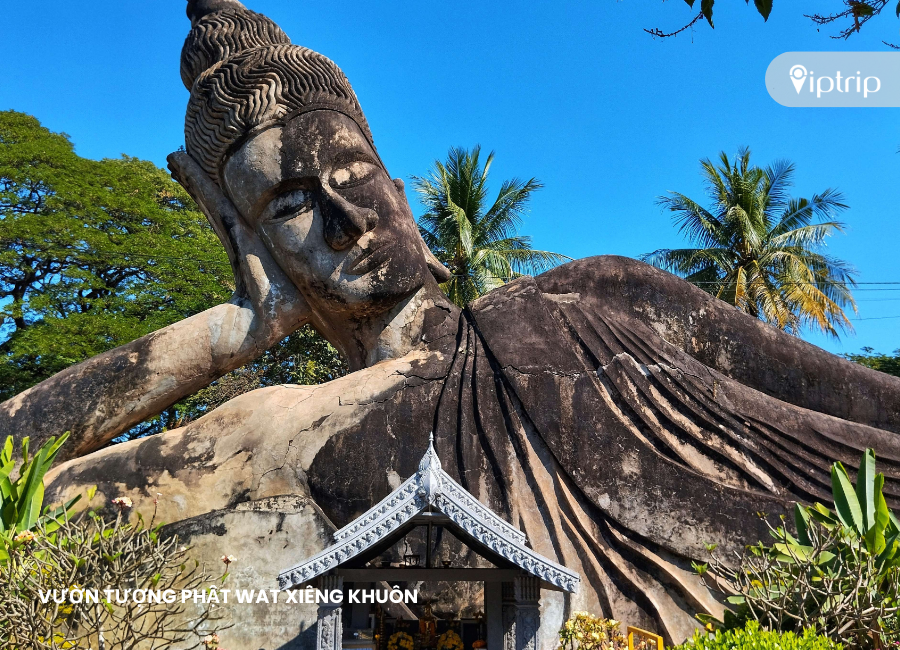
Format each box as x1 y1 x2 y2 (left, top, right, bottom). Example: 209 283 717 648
502 576 541 650
316 574 343 650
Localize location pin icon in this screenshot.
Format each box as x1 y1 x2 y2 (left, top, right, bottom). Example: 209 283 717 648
789 65 808 94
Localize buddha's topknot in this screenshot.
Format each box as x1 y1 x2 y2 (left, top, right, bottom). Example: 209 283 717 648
180 0 374 185
180 8 290 90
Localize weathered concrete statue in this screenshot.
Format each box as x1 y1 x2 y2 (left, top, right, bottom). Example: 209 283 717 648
2 0 899 647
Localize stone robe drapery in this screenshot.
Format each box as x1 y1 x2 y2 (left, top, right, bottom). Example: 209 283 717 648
45 256 900 649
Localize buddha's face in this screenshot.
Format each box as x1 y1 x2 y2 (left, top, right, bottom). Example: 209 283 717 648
222 110 432 321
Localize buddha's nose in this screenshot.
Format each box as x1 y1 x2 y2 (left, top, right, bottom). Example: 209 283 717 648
320 185 379 251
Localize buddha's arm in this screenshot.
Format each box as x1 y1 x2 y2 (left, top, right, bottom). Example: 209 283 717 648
0 297 307 460
536 255 900 435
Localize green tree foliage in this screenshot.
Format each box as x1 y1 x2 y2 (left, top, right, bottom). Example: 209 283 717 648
414 145 570 307
0 111 345 441
0 110 232 399
642 148 857 338
842 347 900 378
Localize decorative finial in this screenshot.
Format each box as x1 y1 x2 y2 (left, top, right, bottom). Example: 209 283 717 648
416 432 442 505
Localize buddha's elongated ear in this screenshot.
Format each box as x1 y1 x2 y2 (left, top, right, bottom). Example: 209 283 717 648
393 178 452 283
168 150 312 336
168 150 248 300
419 235 453 283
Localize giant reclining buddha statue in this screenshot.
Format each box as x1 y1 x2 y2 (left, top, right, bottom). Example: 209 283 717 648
2 0 899 647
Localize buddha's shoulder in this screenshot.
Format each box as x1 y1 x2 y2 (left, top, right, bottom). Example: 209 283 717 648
532 255 712 304
473 255 713 312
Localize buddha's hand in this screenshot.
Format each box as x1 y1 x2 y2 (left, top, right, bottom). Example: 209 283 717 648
167 151 311 350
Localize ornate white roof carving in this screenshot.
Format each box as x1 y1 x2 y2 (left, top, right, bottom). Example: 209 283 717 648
277 434 580 593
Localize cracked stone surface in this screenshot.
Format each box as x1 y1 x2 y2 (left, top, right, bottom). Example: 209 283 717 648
45 256 900 649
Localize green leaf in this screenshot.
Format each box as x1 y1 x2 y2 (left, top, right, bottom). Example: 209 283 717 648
701 0 715 26
856 448 876 532
896 0 900 17
684 0 696 6
807 502 838 530
87 485 97 502
13 446 48 531
874 473 890 532
19 481 45 531
753 0 773 20
865 525 886 555
1 437 12 466
691 561 709 575
832 461 864 534
38 432 70 473
794 503 811 545
816 551 836 564
695 613 723 630
0 461 14 485
878 533 900 565
774 542 816 562
39 494 80 524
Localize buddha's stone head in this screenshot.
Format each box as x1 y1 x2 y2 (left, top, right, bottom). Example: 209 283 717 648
179 0 450 323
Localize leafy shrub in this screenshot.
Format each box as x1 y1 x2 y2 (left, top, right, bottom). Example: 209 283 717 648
557 612 631 650
697 448 900 649
671 620 841 650
0 498 227 649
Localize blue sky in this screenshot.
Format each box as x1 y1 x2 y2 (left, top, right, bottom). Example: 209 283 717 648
2 0 898 355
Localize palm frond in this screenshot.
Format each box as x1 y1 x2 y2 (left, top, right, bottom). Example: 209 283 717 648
415 146 567 306
645 149 856 338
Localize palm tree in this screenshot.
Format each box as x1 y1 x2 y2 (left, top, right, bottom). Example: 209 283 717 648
641 147 857 338
414 145 570 306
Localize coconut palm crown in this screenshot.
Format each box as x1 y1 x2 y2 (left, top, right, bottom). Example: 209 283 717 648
413 146 570 307
641 147 857 338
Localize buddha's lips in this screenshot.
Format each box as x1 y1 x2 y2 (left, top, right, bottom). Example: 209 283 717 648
346 241 394 275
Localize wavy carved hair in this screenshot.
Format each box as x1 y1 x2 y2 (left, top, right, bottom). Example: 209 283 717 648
182 5 374 185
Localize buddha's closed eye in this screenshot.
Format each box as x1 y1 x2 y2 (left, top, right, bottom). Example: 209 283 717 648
263 189 314 222
330 160 378 190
